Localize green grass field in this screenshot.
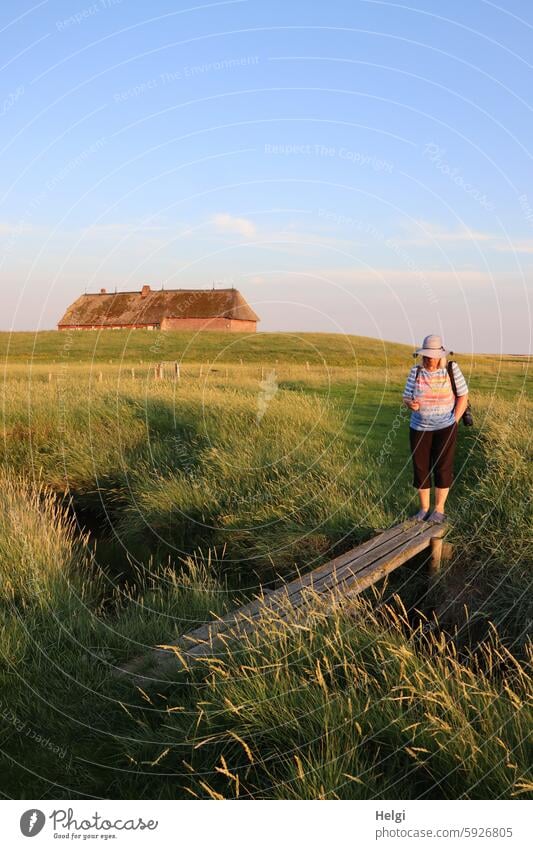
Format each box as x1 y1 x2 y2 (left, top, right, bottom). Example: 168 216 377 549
0 330 531 799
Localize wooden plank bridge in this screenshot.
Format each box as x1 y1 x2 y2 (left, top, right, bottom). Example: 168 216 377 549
119 517 449 684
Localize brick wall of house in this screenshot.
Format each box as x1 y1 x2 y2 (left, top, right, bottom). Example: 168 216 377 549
160 317 256 332
59 318 257 332
229 319 257 333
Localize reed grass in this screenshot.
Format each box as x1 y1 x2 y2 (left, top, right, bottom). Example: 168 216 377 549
158 594 532 800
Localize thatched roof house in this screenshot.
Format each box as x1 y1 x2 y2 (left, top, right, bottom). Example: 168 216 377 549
57 285 259 332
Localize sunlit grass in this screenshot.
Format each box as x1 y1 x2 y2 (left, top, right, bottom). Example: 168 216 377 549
153 593 532 800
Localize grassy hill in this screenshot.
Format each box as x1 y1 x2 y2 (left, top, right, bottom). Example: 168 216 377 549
1 328 414 366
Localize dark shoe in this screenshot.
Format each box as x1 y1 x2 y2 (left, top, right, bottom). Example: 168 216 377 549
427 510 448 523
412 509 430 521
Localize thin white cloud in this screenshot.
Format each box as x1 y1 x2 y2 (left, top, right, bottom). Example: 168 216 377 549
312 267 495 287
0 221 36 236
213 213 256 238
492 238 533 254
398 219 494 245
398 219 533 253
80 221 174 236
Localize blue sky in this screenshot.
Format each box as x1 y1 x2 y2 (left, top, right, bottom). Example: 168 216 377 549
1 0 532 352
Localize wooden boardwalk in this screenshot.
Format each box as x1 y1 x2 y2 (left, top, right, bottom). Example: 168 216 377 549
119 518 448 683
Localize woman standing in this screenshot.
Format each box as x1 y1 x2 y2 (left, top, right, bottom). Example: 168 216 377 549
402 334 469 523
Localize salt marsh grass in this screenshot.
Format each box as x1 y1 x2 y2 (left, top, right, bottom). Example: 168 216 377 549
159 595 532 800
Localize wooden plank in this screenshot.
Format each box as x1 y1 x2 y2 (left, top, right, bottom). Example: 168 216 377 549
120 590 275 676
172 528 446 661
124 527 436 676
181 525 446 646
117 521 447 682
178 591 274 646
171 527 413 645
232 524 445 627
164 525 417 647
331 524 446 599
185 522 424 631
281 522 435 602
280 522 407 588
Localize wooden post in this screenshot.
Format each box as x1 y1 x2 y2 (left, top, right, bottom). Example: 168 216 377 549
98 371 103 383
429 537 443 577
131 368 135 379
442 541 454 563
429 536 453 579
175 363 180 381
306 360 310 371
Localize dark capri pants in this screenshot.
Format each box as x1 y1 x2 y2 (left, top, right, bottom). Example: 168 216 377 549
409 422 458 489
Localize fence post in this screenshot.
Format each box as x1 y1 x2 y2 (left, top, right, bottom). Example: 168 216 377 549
175 363 180 381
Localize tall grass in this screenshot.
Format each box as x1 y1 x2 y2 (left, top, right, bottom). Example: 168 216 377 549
148 595 531 800
435 396 533 654
0 465 231 799
0 469 85 607
1 371 388 582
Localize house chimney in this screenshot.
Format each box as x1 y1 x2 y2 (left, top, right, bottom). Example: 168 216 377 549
141 284 151 298
100 288 107 294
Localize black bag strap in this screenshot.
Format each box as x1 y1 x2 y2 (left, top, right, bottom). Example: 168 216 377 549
447 360 457 398
413 364 422 398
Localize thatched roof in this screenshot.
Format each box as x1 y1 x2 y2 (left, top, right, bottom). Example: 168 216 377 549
58 286 260 327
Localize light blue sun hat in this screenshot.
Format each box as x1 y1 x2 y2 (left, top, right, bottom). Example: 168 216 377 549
414 334 452 357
